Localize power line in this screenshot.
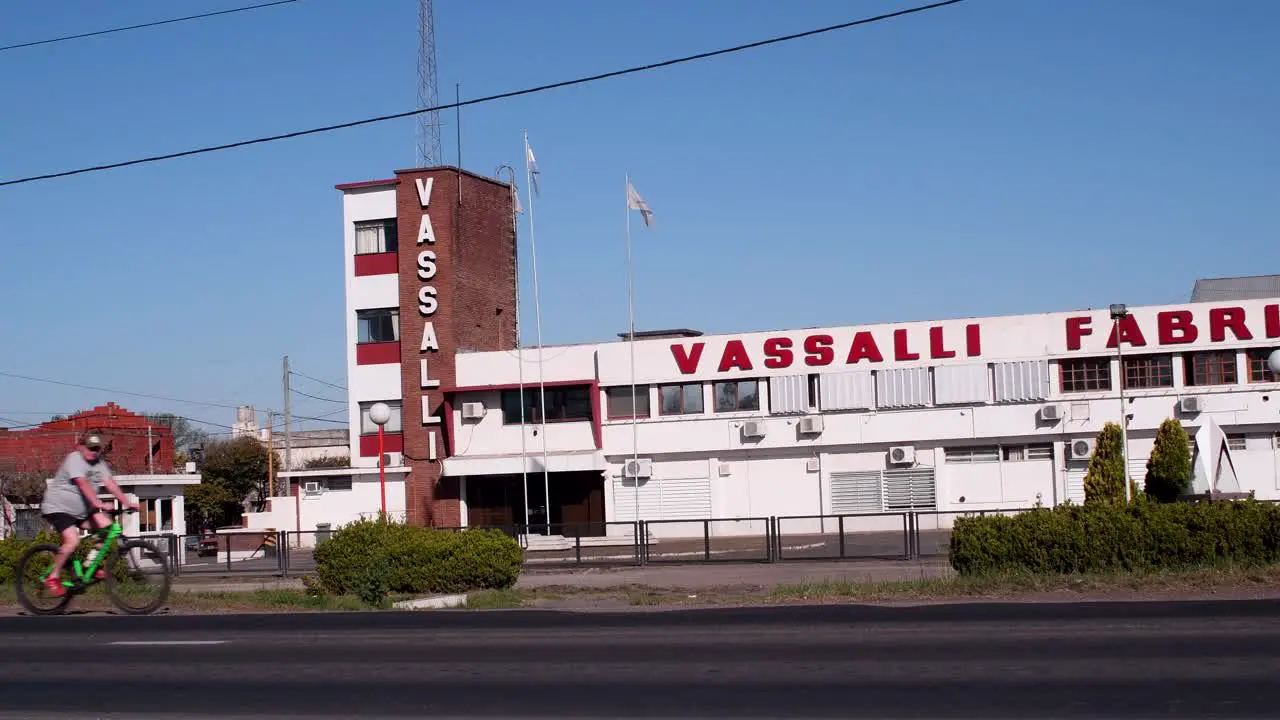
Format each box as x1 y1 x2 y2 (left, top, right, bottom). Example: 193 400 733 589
0 0 965 188
289 369 347 391
291 387 346 404
0 0 300 53
0 370 242 410
0 370 349 425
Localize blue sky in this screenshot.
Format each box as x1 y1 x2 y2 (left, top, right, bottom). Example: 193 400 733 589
0 0 1276 439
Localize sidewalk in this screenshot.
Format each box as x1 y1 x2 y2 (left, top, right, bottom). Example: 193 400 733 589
170 558 955 594
517 559 953 590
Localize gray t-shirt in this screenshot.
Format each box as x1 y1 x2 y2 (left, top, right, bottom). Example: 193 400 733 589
41 451 112 518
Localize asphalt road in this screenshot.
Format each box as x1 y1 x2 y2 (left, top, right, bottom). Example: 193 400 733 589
2 600 1279 719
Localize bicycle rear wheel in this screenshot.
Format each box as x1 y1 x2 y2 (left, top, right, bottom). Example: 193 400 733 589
105 539 172 615
14 543 74 615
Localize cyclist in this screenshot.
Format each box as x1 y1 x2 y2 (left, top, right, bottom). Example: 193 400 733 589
38 433 138 596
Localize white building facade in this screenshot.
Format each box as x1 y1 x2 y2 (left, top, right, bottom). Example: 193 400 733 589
443 298 1280 537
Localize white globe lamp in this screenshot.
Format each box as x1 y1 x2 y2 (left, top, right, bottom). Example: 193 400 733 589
369 402 392 427
369 402 392 517
1268 349 1280 375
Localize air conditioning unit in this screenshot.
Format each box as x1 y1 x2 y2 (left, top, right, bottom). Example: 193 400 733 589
1068 438 1095 460
1179 396 1202 414
798 415 824 434
1038 404 1063 422
888 445 915 465
460 402 485 420
302 481 322 495
741 420 766 439
381 452 401 468
623 458 653 478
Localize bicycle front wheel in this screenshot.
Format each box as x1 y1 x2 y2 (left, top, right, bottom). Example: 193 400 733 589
14 543 74 615
105 539 172 615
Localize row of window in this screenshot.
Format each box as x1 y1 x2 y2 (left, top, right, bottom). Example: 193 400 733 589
1062 348 1277 392
351 347 1278 430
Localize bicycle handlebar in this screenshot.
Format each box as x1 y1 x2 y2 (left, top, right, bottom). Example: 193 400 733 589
104 507 138 517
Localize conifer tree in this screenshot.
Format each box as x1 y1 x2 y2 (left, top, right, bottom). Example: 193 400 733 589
1084 422 1127 505
1144 417 1192 503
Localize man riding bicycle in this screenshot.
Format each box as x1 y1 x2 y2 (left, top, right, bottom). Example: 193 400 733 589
39 433 138 596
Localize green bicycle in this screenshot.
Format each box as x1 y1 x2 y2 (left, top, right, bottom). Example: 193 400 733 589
14 507 172 616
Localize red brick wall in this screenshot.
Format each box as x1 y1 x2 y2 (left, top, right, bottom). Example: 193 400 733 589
394 168 517 526
0 402 176 476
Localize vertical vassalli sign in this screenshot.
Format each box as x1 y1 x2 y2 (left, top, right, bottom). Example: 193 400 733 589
415 176 442 461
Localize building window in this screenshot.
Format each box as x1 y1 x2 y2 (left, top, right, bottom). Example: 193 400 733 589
359 400 402 434
1184 350 1237 387
713 379 760 412
945 446 999 464
1003 444 1053 461
355 219 398 255
1246 348 1279 383
1060 357 1111 393
1122 354 1173 389
357 308 399 344
605 385 650 419
500 386 592 424
323 476 354 492
658 383 703 415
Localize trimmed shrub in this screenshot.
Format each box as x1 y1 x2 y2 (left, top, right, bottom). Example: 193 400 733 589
1084 422 1128 506
1145 418 1193 503
949 499 1280 576
312 518 523 601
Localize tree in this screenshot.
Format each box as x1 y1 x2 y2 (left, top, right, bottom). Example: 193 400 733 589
183 478 238 532
145 413 211 452
1084 422 1128 505
198 436 281 518
0 461 47 505
1144 417 1193 503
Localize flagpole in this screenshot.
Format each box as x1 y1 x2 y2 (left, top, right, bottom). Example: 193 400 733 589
523 130 552 537
501 163 530 533
625 172 640 526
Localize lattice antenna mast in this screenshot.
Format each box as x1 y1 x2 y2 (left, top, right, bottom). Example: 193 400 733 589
416 0 442 167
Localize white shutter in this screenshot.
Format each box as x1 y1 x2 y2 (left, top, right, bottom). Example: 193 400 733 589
993 360 1050 403
829 471 883 514
820 371 875 411
612 475 711 522
1065 468 1087 505
769 374 808 415
934 363 990 406
877 367 932 408
883 467 937 510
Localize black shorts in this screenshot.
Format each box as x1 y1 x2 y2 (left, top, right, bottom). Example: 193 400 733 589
43 513 88 533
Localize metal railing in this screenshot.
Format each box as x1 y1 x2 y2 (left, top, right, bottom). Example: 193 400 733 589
138 507 1047 577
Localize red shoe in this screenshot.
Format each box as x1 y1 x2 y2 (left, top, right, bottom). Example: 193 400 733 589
94 569 106 580
43 577 66 597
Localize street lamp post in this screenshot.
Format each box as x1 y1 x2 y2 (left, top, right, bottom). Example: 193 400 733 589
1269 349 1280 377
368 402 392 519
1110 304 1131 503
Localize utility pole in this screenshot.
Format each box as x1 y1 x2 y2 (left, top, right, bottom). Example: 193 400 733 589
283 355 292 472
266 409 275 497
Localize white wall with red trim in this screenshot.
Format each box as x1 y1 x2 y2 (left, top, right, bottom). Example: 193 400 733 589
442 297 1280 532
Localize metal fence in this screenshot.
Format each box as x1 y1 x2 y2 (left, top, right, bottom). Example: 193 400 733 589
127 506 1044 578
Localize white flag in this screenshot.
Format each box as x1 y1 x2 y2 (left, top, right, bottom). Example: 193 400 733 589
525 141 540 197
627 182 653 227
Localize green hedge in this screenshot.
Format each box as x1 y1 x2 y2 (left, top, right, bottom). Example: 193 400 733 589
312 518 523 604
949 498 1280 576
